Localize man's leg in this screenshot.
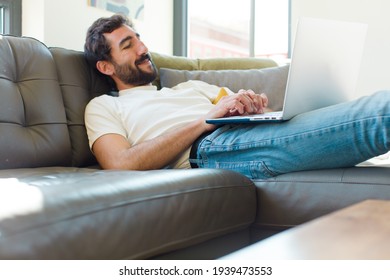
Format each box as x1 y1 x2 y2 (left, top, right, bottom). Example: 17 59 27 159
197 90 390 179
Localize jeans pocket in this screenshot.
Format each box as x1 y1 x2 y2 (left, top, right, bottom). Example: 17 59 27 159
215 160 278 179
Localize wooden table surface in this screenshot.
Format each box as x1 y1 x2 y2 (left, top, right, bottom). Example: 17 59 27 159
223 199 390 259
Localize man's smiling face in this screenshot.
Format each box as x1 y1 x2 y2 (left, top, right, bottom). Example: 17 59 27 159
104 25 157 88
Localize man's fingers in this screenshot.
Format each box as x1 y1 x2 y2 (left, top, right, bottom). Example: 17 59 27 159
219 91 270 115
259 93 269 107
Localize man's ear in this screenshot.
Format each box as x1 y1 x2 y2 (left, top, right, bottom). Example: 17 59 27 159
96 60 114 76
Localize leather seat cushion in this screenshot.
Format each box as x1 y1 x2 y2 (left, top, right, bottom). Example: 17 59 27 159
0 168 255 259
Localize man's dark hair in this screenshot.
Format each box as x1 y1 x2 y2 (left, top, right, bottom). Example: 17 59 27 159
84 14 134 69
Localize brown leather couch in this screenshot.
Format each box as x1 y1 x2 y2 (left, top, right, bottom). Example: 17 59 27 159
0 35 389 259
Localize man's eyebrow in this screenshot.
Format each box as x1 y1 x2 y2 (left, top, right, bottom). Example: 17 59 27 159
118 33 140 48
119 36 133 48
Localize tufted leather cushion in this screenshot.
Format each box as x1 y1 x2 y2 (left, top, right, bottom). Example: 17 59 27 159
49 47 111 167
0 36 72 168
0 36 112 169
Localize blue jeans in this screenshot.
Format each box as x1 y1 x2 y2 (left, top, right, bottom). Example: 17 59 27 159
192 90 390 179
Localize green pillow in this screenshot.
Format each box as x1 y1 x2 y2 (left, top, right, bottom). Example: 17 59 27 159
159 65 289 111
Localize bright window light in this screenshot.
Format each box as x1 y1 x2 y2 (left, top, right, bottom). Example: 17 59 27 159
254 0 289 60
188 0 251 58
188 0 289 59
0 6 4 34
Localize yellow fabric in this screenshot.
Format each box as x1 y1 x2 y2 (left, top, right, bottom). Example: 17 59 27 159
213 88 229 104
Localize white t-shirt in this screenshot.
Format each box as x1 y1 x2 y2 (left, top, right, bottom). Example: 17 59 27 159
85 80 226 169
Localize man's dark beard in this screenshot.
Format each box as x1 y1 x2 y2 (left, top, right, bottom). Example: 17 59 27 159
112 54 158 86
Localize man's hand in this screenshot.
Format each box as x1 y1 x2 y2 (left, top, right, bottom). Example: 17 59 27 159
200 90 270 132
230 90 269 115
216 90 268 116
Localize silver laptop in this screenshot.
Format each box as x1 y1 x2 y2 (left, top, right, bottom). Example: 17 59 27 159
206 17 368 124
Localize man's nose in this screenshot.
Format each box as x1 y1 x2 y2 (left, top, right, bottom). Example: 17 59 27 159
136 40 148 54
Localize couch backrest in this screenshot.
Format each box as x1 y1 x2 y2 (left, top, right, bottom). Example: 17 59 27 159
0 36 110 169
0 36 72 169
49 47 111 167
151 52 278 88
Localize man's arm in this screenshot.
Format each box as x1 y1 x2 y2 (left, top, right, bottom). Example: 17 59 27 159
91 91 268 170
92 118 207 170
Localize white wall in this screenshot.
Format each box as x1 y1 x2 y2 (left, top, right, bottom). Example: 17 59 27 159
291 0 390 97
22 0 173 54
